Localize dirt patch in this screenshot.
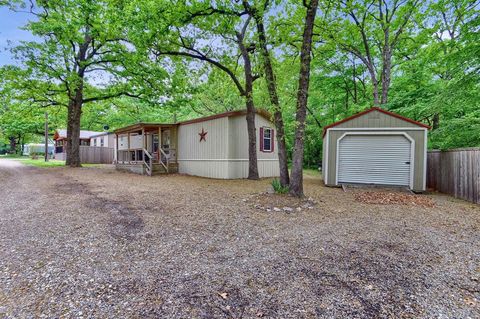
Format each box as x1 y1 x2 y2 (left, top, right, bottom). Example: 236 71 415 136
353 191 435 208
103 200 145 239
57 178 145 240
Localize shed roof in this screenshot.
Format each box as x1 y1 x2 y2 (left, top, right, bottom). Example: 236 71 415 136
323 107 431 137
54 129 105 140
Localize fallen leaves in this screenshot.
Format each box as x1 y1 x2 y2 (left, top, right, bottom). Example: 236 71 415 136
353 191 435 208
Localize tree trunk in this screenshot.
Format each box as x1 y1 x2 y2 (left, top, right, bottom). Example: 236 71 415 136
352 58 358 103
66 86 84 167
237 30 259 180
289 0 319 197
68 101 82 167
9 136 16 154
20 135 25 155
381 29 392 105
245 95 259 180
252 9 290 187
66 33 90 167
65 100 74 165
367 65 380 105
432 113 440 130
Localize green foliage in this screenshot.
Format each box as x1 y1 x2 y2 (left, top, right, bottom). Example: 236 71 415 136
271 178 289 194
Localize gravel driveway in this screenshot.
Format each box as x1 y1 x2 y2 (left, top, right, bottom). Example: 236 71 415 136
0 158 479 318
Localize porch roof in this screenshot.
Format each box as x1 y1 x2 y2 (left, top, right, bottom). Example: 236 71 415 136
114 123 176 134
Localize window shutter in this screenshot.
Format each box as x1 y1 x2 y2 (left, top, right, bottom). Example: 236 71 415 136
271 129 274 153
260 127 264 152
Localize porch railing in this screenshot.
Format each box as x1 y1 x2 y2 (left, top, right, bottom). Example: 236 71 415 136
143 149 153 176
159 148 169 173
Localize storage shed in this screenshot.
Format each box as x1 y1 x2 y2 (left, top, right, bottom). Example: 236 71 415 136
322 107 430 192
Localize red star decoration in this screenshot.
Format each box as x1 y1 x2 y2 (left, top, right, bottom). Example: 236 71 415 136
199 127 208 142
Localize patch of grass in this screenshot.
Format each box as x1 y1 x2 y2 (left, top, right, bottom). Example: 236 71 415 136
15 158 105 168
303 168 321 178
18 159 66 167
82 164 104 168
271 178 289 194
0 153 26 158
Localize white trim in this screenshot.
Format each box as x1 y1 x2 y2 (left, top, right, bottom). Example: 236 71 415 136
328 127 428 131
324 129 330 184
335 132 415 190
423 129 428 191
177 158 279 162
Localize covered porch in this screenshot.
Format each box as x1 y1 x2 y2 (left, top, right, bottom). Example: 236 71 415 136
114 123 178 176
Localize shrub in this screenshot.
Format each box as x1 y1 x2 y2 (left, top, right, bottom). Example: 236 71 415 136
30 152 38 159
271 178 289 194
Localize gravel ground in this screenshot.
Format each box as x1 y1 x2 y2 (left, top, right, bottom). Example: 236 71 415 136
0 158 479 318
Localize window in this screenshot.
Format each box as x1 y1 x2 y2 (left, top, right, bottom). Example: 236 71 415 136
260 127 274 152
100 138 104 147
93 139 97 146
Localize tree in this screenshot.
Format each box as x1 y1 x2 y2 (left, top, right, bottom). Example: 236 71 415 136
242 0 290 187
6 0 149 166
0 66 64 153
324 0 421 105
289 0 319 197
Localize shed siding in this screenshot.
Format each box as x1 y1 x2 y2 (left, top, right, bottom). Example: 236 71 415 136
334 110 420 128
324 129 426 191
323 109 427 191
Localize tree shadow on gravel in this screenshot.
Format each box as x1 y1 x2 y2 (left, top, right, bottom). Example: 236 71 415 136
54 180 145 240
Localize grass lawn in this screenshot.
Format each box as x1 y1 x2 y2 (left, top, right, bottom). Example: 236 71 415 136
0 153 25 159
4 156 102 168
18 158 66 167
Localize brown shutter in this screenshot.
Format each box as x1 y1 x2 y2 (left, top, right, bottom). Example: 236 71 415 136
271 129 274 153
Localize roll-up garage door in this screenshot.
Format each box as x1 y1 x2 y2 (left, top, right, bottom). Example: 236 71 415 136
337 135 411 186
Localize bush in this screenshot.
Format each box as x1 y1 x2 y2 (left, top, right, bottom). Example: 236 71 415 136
30 152 38 159
271 178 289 194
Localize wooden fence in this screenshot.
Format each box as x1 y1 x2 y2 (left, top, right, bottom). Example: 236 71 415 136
79 146 114 164
427 148 480 204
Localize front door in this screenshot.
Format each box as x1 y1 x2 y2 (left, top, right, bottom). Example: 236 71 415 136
162 129 170 150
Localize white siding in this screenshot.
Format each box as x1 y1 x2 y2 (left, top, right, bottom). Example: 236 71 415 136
178 114 279 179
177 117 230 178
228 115 279 178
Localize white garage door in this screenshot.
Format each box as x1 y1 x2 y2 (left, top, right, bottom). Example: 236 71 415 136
338 135 411 186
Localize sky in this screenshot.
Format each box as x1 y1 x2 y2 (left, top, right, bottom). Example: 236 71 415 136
0 7 36 66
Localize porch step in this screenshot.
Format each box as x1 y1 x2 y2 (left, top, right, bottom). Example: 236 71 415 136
151 163 178 175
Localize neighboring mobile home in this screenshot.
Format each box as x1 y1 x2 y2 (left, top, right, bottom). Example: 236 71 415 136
23 143 54 156
322 107 430 192
53 129 104 160
114 109 280 178
89 132 115 148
